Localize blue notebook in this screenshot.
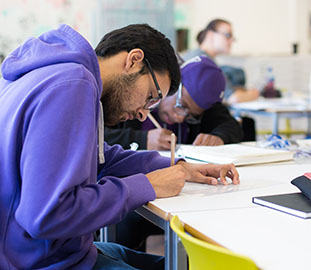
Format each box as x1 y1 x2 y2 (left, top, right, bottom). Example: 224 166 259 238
252 192 311 219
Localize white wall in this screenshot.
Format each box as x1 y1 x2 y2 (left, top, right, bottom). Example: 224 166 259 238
0 0 97 57
2 0 310 57
176 0 311 56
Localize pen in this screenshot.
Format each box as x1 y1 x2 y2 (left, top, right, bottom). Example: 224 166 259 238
147 113 161 129
170 133 176 166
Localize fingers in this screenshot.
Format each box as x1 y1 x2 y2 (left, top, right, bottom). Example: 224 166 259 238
146 165 187 198
147 128 176 150
183 163 240 186
204 135 223 146
219 167 229 185
226 164 240 184
219 164 240 185
158 140 171 150
193 134 224 146
193 134 204 145
196 176 219 185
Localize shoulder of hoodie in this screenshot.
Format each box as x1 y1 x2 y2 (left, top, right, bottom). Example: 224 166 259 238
20 61 102 102
40 61 99 87
17 62 101 106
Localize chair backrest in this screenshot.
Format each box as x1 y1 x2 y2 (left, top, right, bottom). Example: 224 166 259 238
170 215 258 270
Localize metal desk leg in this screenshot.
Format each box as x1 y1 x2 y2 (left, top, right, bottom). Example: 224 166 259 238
307 113 311 138
165 220 178 270
272 113 279 135
178 240 188 269
100 225 116 242
99 208 188 269
135 207 188 270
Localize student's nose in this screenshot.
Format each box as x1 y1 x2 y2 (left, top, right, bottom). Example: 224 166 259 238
136 108 149 122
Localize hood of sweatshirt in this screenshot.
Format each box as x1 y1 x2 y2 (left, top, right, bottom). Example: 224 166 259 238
2 24 101 87
1 24 105 163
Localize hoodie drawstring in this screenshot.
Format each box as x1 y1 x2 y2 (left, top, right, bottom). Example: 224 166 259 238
98 101 105 164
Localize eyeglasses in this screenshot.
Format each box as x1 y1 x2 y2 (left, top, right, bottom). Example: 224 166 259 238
215 31 234 40
173 83 202 125
143 58 163 111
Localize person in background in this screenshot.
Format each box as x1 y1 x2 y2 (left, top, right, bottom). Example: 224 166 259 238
105 55 243 150
183 18 259 141
0 24 240 270
183 18 259 104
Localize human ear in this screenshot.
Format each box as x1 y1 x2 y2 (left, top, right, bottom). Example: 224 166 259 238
125 49 144 72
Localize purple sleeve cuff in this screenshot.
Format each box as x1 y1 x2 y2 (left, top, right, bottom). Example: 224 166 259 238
122 173 156 211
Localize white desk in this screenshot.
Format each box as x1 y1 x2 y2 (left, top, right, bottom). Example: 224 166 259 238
136 162 311 270
177 206 311 270
229 98 311 135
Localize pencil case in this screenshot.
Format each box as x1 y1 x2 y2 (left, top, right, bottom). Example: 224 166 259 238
291 173 311 200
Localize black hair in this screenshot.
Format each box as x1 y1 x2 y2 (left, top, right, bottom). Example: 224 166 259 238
95 24 181 96
196 19 231 45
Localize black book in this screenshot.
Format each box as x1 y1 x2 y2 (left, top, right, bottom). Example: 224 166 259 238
252 192 311 219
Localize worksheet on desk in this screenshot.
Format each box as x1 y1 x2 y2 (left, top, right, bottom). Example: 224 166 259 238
178 161 311 198
179 179 281 197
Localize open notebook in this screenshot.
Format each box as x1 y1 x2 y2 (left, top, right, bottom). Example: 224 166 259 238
177 144 294 166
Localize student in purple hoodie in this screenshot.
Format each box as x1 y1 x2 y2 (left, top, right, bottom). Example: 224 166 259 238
0 24 240 270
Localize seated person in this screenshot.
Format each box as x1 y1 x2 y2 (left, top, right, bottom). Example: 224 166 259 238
108 55 243 252
221 65 260 104
220 65 258 141
183 18 259 105
105 55 243 150
0 22 241 269
182 18 258 141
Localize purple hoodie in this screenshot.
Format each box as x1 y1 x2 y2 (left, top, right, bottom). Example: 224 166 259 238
0 24 172 269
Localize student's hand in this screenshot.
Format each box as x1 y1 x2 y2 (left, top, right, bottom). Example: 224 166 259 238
146 162 239 198
177 161 240 186
147 128 175 150
146 164 187 198
193 133 224 146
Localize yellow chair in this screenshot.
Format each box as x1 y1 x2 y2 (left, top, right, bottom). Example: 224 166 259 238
170 215 258 270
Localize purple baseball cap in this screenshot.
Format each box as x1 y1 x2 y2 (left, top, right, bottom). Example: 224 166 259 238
181 55 225 109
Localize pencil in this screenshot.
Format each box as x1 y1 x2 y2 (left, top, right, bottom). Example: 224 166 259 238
147 113 161 129
170 133 176 166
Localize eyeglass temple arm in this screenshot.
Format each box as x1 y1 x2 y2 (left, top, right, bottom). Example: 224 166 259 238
176 83 183 106
143 58 161 93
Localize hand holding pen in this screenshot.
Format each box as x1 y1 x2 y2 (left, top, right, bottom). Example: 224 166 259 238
146 113 177 150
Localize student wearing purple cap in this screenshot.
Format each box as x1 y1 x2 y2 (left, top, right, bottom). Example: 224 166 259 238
106 55 243 252
105 55 243 150
183 18 259 141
